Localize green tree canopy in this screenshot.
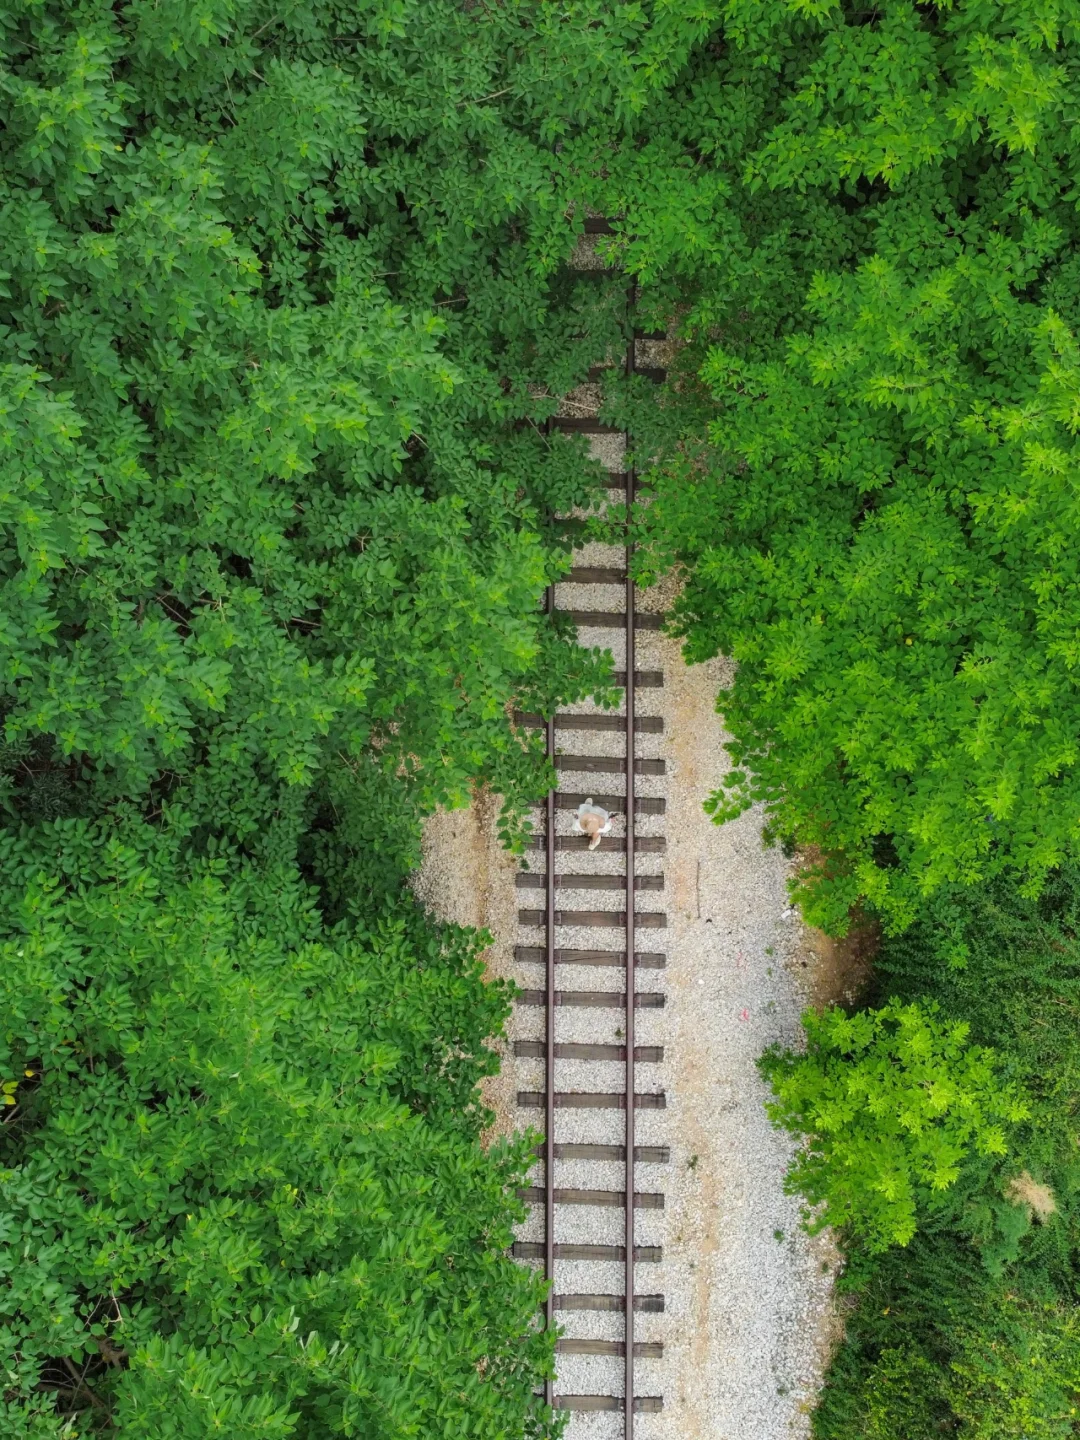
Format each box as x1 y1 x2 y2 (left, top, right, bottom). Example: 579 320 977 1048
0 814 550 1438
597 0 1080 930
0 2 715 1432
760 999 1029 1252
2 0 699 855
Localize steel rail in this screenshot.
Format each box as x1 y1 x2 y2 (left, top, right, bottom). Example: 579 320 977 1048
544 580 557 1410
624 285 637 1436
532 262 663 1433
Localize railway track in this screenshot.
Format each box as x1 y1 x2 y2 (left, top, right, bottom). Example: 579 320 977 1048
511 270 669 1436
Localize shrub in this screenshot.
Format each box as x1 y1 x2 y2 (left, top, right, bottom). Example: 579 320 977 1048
760 999 1029 1251
815 1238 1080 1440
809 868 1080 1436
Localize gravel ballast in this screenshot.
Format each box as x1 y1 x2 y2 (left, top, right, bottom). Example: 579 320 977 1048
414 275 841 1434
415 622 842 1440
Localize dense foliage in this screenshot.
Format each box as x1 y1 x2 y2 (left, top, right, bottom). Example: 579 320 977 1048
0 0 712 1433
9 0 1080 1433
0 0 645 862
581 4 1080 1433
807 869 1080 1439
1 816 548 1439
759 998 1028 1252
602 0 1080 932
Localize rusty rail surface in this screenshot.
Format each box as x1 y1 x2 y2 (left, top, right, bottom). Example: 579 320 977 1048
515 276 665 1431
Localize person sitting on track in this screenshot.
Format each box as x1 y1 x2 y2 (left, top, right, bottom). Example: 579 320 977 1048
574 798 612 850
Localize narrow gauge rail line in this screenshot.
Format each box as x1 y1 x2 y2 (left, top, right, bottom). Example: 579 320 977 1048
512 275 667 1433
